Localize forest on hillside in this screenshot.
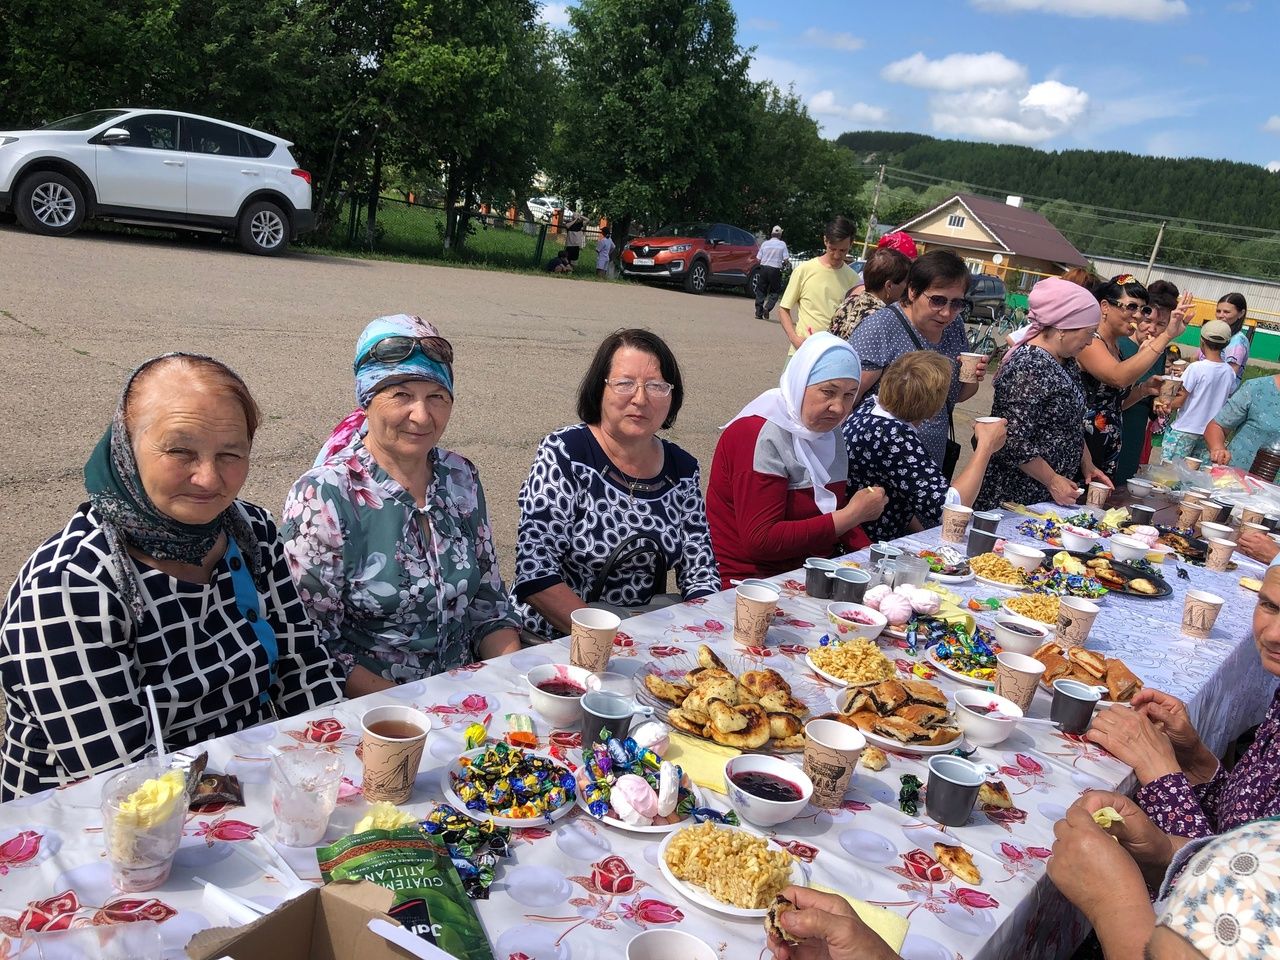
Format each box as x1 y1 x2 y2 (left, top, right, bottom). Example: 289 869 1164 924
837 131 1280 281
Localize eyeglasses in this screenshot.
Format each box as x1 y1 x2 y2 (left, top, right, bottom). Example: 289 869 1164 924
359 335 454 368
1104 299 1154 317
606 378 674 398
922 294 969 312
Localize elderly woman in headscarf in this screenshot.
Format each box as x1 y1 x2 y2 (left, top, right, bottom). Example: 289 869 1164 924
975 278 1112 510
0 354 343 800
706 332 888 585
282 315 520 696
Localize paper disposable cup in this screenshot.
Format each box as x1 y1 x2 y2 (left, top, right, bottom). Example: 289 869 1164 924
1086 482 1109 507
941 504 974 544
360 705 430 804
1056 596 1100 649
1241 507 1267 527
957 352 985 383
1182 590 1224 639
1176 500 1203 529
1205 537 1237 572
734 583 779 645
803 719 865 808
1158 377 1181 400
995 652 1046 715
570 607 621 673
1184 457 1203 471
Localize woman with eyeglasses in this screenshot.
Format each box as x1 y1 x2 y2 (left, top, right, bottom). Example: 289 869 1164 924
1076 275 1188 480
1113 280 1186 483
847 250 987 474
778 216 860 355
282 314 521 695
511 330 720 640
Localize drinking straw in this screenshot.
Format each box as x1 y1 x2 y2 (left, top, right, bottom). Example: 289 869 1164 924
144 685 166 757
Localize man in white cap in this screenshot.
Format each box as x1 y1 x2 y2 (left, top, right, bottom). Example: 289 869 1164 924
755 225 790 321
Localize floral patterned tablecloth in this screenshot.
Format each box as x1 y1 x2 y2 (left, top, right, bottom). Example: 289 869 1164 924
0 505 1273 960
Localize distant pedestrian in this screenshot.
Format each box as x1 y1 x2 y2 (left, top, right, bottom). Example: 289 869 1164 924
778 216 859 355
595 227 615 279
545 250 573 274
564 211 586 265
1164 319 1237 462
1196 293 1250 393
755 225 789 321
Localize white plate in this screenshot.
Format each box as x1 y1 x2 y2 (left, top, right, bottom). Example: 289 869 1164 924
925 645 996 689
656 825 807 918
974 573 1030 592
575 781 706 834
440 748 577 828
803 651 893 690
929 569 975 584
834 689 964 756
998 601 1059 634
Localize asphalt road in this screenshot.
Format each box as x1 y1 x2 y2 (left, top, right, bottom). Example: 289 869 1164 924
0 226 991 590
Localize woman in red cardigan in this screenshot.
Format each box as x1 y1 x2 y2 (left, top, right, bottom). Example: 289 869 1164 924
707 332 888 586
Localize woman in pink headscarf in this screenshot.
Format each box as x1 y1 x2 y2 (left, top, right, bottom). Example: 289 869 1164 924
976 278 1110 509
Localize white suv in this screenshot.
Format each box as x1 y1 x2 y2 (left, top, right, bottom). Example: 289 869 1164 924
0 108 313 255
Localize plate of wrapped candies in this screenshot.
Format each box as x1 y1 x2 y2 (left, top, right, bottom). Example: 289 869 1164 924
917 548 973 584
576 736 706 833
442 744 577 827
924 624 999 688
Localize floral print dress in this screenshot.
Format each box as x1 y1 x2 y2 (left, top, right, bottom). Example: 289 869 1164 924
976 346 1088 510
281 437 519 683
1080 334 1132 479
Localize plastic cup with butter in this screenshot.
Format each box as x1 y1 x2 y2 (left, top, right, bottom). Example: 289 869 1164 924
101 760 193 892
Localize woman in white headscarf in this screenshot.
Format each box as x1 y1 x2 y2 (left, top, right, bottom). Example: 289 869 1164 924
706 333 888 586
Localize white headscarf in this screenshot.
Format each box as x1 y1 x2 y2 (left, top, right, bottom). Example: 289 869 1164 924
724 332 861 514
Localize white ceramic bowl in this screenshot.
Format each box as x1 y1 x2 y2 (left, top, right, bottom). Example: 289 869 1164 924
1003 543 1046 573
1108 534 1150 562
1126 478 1154 500
526 663 593 727
1061 526 1101 553
991 615 1050 655
1200 521 1234 541
723 754 813 827
953 690 1023 747
825 602 888 642
627 930 717 960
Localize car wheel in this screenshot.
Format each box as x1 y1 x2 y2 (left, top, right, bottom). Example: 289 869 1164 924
747 268 762 299
683 259 709 294
15 172 85 237
238 200 289 255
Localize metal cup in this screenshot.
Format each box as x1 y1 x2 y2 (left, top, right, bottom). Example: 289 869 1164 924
966 528 1001 558
925 756 999 827
804 558 840 599
869 543 903 567
971 511 1002 535
1049 679 1103 734
830 568 871 604
1128 504 1157 526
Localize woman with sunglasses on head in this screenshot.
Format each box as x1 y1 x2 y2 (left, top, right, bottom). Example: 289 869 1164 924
1076 275 1189 480
282 315 520 696
512 330 720 639
1113 279 1180 483
778 216 860 355
846 250 987 473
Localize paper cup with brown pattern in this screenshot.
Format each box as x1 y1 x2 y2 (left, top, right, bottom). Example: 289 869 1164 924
570 608 621 673
1055 596 1100 649
1181 590 1224 639
803 719 865 808
1241 506 1267 527
360 705 431 804
940 504 974 544
733 584 779 645
1176 500 1202 530
1205 537 1237 573
995 652 1046 714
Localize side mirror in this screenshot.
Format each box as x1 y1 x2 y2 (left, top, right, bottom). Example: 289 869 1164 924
100 127 131 145
709 237 723 246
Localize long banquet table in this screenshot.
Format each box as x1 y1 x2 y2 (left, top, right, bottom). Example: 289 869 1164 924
0 505 1275 960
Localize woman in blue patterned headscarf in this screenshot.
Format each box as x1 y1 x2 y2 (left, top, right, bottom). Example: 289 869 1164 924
281 314 521 695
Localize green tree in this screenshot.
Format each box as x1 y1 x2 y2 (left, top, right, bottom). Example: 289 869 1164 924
550 0 755 241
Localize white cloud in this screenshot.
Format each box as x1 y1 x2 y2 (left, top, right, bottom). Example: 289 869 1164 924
748 53 819 91
881 51 1027 91
1264 116 1280 134
1268 161 1280 173
745 17 780 30
1227 1 1254 11
970 0 1187 20
802 28 865 52
807 90 887 124
538 2 571 28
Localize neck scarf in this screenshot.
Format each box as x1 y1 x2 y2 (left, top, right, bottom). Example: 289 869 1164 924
84 353 262 620
724 333 861 514
1002 277 1100 367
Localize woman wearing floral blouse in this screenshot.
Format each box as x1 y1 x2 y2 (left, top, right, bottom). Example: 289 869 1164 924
511 329 720 640
282 315 520 695
1086 563 1280 841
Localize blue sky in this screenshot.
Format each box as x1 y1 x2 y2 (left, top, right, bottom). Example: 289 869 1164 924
542 0 1280 169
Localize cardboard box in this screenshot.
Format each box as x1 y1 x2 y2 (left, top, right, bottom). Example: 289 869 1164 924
186 880 423 960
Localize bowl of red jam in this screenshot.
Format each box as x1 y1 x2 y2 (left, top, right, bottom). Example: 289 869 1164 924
526 663 593 727
723 754 813 826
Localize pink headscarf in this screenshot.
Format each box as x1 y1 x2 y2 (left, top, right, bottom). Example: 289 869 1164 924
1002 277 1100 366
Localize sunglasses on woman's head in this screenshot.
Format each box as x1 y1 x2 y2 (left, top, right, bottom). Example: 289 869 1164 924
1104 299 1153 317
361 335 454 367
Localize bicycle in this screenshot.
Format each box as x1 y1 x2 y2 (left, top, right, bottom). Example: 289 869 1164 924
966 306 1024 362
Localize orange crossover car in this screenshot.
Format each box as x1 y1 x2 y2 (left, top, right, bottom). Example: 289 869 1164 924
621 222 759 295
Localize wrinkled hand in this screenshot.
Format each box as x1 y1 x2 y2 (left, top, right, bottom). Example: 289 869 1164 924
1130 689 1201 758
1142 378 1165 398
1049 807 1154 948
846 485 889 523
1169 291 1195 338
1072 791 1173 887
1085 705 1181 784
973 417 1007 454
767 886 899 960
970 355 990 383
1210 447 1232 465
1238 528 1280 565
1048 474 1082 506
1082 466 1114 489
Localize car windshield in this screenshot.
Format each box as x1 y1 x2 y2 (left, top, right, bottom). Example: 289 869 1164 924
654 224 711 238
41 109 130 131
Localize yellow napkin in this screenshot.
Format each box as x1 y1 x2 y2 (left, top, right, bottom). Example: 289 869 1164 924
809 881 910 953
664 733 739 794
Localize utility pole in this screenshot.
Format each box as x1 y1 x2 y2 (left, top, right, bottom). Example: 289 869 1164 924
1144 221 1166 283
861 164 885 259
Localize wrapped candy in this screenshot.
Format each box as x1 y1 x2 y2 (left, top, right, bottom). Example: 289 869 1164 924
899 774 922 816
421 804 512 899
505 714 538 749
450 745 575 821
579 736 696 826
863 584 893 610
463 722 487 750
691 807 740 825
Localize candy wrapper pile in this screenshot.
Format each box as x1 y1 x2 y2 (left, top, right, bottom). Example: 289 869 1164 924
450 743 576 820
580 736 697 827
1022 567 1108 599
916 619 998 682
422 804 513 899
